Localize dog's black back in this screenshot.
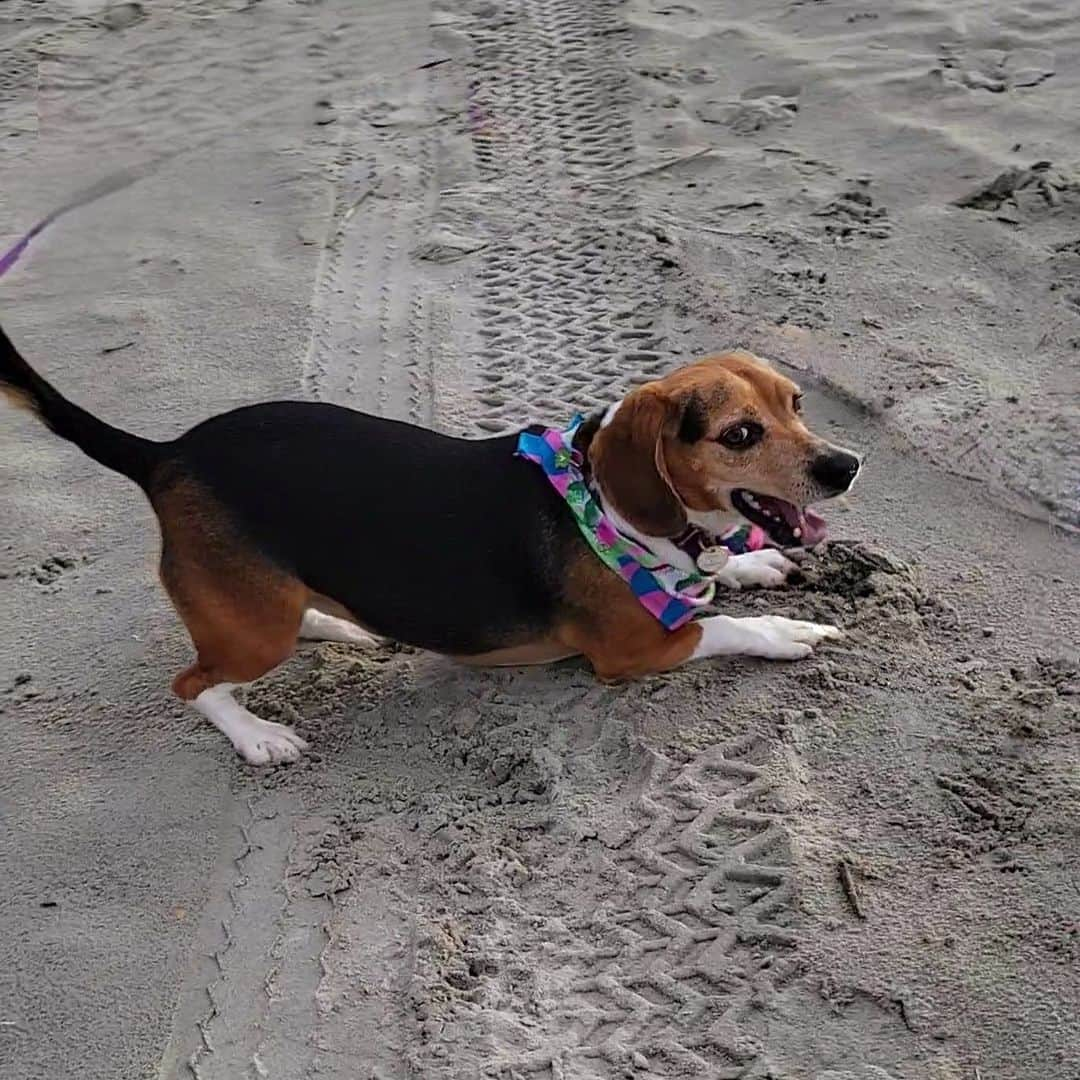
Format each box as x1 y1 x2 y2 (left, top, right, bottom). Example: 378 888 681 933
166 402 585 654
0 324 592 655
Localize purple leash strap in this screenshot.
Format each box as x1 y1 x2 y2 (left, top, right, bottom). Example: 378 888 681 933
0 169 143 279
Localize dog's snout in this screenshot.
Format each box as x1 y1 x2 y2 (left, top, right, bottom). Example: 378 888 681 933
810 448 861 494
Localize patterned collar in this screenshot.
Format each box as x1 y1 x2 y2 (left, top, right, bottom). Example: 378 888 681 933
517 416 761 631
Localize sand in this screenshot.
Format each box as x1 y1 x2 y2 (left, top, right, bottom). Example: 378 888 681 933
1 1 1077 1078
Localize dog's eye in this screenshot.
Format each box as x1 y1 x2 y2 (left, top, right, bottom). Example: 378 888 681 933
793 393 803 414
718 422 761 449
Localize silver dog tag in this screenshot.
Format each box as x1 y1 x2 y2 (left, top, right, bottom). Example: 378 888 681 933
696 546 730 574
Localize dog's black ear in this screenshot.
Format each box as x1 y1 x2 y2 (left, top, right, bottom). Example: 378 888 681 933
676 391 707 443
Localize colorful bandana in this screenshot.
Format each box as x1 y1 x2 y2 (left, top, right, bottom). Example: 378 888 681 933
516 417 718 630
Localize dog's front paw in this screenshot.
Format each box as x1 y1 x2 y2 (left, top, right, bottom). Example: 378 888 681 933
743 615 842 660
232 720 310 765
714 549 798 590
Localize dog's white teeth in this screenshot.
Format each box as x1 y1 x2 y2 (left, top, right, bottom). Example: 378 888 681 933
793 526 802 539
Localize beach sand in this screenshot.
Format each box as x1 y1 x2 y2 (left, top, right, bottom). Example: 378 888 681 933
1 1 1077 1078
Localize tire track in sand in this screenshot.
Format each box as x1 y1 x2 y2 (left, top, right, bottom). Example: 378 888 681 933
400 3 807 1075
462 0 671 433
487 737 800 1079
302 74 438 424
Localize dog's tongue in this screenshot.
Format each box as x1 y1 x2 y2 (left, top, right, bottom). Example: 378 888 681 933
802 508 828 546
758 495 828 547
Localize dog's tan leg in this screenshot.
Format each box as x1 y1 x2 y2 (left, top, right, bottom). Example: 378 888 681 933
571 612 840 680
559 551 839 680
155 478 311 764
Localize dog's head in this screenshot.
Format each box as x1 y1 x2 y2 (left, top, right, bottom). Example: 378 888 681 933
589 351 861 546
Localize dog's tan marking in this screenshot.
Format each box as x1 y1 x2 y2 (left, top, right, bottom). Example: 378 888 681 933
552 548 703 679
152 477 309 700
0 383 37 414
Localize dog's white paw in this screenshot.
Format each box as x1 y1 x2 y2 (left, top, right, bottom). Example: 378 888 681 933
193 686 312 766
741 615 842 660
232 720 309 766
713 549 798 590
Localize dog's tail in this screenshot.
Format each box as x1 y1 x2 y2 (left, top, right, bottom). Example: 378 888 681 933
0 323 160 489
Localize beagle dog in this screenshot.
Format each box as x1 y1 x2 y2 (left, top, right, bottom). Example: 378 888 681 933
1 324 859 764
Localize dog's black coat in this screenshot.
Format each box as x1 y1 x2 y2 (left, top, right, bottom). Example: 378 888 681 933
0 324 597 655
170 403 589 653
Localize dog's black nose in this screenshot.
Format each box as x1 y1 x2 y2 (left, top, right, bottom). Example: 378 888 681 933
811 448 861 494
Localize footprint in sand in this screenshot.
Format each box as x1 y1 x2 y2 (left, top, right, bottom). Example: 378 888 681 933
21 553 92 590
935 46 1055 93
813 183 891 243
697 83 800 135
954 161 1080 225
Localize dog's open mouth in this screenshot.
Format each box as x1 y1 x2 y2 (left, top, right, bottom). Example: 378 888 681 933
730 489 828 548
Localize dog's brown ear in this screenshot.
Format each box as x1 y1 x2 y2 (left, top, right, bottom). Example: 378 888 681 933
590 389 687 537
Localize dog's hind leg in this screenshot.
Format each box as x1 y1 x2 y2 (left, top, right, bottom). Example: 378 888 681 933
155 478 311 764
299 608 380 647
188 683 308 765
